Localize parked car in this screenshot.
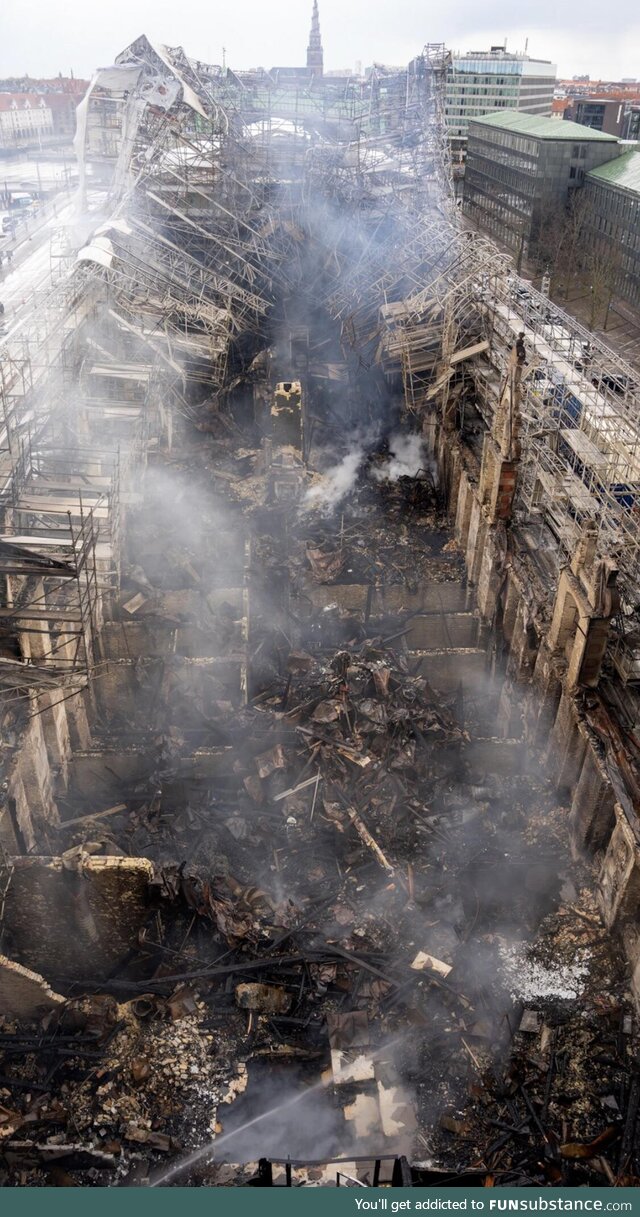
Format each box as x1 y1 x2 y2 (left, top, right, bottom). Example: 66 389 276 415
9 191 34 211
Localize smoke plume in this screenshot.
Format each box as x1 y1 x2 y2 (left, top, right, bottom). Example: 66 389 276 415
372 432 425 482
304 446 365 512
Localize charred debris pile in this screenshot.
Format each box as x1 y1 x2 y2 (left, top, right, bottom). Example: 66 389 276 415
0 402 637 1187
0 30 637 1190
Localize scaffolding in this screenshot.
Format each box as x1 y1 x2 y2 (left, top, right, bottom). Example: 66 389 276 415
75 37 471 395
0 503 102 698
4 28 640 693
0 233 154 697
463 275 640 599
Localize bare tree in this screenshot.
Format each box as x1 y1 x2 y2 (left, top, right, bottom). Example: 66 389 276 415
585 237 620 331
533 203 567 281
536 192 590 299
535 190 622 327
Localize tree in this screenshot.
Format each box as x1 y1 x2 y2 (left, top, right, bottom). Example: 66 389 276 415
534 202 570 285
585 238 619 331
535 192 590 299
535 191 622 326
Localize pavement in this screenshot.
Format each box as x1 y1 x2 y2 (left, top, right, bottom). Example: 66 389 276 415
0 190 105 340
1 188 73 266
0 190 92 491
518 272 640 376
461 215 640 376
558 291 640 373
0 202 72 336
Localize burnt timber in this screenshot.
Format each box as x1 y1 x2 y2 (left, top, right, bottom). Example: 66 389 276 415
0 32 638 1187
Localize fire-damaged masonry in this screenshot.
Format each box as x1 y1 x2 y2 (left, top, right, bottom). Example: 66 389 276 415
0 28 639 1188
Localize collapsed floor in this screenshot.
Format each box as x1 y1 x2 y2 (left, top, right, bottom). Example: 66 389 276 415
0 36 638 1184
0 371 638 1185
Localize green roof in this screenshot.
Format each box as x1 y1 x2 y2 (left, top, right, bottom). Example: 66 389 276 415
469 109 619 141
586 148 640 194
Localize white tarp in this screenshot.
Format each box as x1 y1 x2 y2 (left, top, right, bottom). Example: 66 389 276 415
148 40 208 118
73 65 143 208
76 236 115 269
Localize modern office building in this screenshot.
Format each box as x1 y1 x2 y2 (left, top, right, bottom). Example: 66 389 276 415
623 105 640 141
564 97 624 136
582 149 640 309
446 48 556 157
462 110 621 256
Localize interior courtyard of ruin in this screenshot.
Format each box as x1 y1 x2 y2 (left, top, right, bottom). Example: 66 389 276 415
0 26 639 1187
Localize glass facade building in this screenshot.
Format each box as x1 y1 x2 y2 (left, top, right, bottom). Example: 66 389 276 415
462 111 621 258
583 151 640 309
564 98 624 136
446 50 557 157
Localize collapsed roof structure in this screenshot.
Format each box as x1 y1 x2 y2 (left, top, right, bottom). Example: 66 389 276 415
0 19 639 1188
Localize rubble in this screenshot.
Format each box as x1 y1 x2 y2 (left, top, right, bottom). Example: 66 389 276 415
0 957 65 1021
0 20 637 1192
1 424 636 1186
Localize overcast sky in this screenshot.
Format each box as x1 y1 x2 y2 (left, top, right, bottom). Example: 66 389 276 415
1 0 638 82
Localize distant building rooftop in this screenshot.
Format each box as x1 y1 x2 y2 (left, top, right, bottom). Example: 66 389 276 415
470 109 619 141
0 92 51 111
450 52 555 77
572 96 623 104
455 49 552 62
586 148 640 194
558 79 640 101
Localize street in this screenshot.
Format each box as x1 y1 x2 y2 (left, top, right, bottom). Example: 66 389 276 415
0 151 76 195
0 189 105 340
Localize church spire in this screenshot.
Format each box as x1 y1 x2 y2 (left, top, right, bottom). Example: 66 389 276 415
306 0 323 77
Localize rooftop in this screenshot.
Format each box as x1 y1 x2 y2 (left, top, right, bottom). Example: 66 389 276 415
454 49 553 63
569 96 623 105
586 148 640 194
0 92 50 111
470 109 619 141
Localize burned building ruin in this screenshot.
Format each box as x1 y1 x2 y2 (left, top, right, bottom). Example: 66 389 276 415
0 23 639 1188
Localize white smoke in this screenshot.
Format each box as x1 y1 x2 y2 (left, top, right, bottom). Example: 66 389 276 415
372 432 425 482
303 431 427 512
304 446 365 513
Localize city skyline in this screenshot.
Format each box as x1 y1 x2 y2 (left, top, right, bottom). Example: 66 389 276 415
0 0 637 83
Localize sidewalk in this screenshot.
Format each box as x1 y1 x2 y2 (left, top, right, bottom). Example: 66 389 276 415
557 290 640 373
0 188 74 280
461 215 640 375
